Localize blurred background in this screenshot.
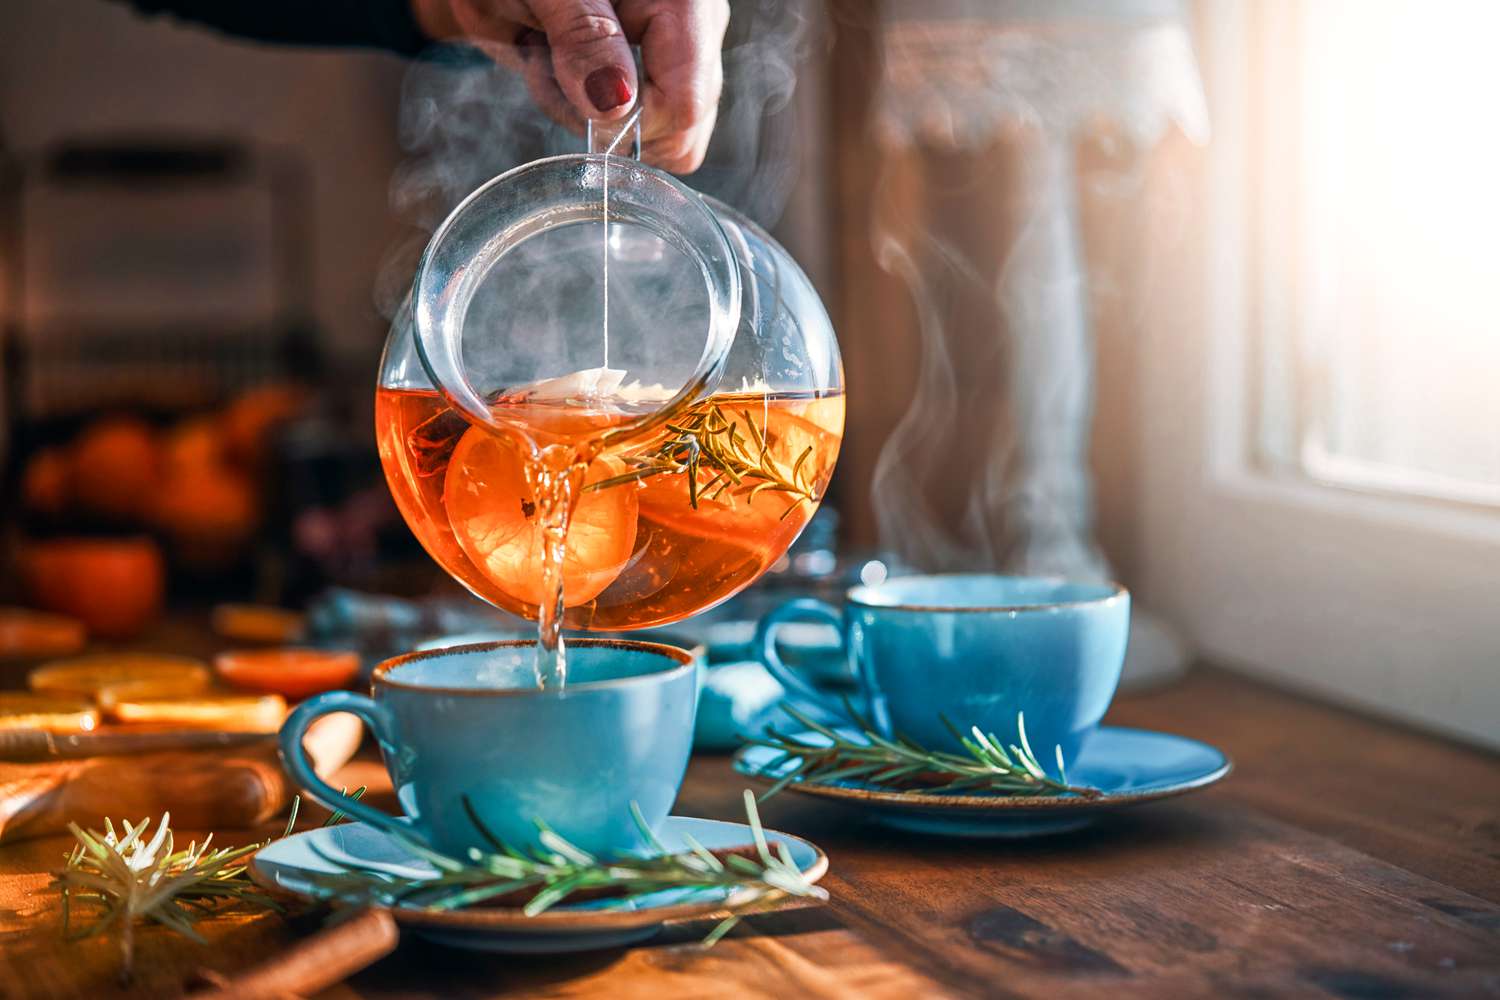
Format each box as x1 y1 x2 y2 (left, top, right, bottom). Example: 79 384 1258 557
1 0 1495 748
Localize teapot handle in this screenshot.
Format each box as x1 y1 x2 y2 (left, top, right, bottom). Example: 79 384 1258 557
586 107 643 160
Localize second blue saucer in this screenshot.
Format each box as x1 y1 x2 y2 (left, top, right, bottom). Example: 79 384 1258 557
733 726 1231 838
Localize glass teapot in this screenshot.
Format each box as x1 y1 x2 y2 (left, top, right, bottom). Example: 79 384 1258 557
376 144 844 631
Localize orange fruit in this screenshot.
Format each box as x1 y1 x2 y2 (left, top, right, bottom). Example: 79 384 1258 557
106 693 286 731
20 537 166 640
0 693 99 733
221 383 306 468
21 447 71 515
69 416 160 521
30 652 209 701
214 648 359 701
152 465 260 570
444 428 638 608
162 416 226 474
153 465 259 542
0 608 86 658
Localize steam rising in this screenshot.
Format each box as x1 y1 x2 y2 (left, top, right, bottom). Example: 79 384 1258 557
868 8 1206 580
378 1 811 321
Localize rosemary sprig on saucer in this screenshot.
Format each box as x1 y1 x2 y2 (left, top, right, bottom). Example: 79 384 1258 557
54 789 364 983
584 403 817 518
301 790 825 945
747 703 1102 800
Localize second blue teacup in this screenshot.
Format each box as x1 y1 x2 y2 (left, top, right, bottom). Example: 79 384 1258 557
755 574 1129 767
280 639 697 859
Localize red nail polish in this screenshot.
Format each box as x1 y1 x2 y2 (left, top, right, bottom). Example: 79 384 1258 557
585 66 633 113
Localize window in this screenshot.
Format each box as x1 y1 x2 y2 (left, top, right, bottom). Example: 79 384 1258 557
1256 0 1500 508
1133 1 1500 750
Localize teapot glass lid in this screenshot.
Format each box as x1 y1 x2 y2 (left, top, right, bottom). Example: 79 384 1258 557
412 152 742 444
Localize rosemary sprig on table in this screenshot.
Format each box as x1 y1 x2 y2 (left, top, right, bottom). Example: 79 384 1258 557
53 789 364 984
584 403 818 519
301 790 825 946
55 813 281 984
746 703 1102 801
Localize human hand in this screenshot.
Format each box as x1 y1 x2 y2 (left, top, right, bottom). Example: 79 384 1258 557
412 0 730 173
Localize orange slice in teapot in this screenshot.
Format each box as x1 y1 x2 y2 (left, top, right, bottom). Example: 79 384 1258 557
444 426 639 609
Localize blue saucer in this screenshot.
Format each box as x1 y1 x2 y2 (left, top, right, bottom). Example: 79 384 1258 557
251 816 828 953
733 726 1231 838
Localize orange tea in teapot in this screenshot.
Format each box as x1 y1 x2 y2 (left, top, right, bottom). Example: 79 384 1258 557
376 384 843 632
379 148 843 687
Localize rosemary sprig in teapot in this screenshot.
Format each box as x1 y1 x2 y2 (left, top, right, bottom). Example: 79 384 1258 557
584 403 817 518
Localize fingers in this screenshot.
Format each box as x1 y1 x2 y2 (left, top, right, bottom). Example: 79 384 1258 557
431 4 582 130
514 29 588 136
526 0 640 121
437 0 729 173
619 0 729 173
437 1 537 75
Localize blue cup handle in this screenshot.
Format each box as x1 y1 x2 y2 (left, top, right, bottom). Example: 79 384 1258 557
755 598 863 719
279 691 407 839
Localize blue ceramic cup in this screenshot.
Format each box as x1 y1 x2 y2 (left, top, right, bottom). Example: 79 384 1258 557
755 575 1129 766
279 639 697 859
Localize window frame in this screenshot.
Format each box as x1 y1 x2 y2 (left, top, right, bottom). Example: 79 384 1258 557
1133 0 1500 750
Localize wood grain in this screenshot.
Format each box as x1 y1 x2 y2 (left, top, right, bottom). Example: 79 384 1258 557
0 665 1495 999
1105 669 1500 902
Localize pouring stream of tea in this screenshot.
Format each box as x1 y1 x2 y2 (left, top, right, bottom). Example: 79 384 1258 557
528 108 645 691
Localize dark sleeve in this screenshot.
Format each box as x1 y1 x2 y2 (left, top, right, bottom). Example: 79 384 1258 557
112 0 432 57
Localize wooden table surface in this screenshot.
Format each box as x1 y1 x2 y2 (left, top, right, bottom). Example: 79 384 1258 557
2 666 1497 999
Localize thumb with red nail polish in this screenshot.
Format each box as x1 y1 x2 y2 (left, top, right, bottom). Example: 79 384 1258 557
528 0 637 119
585 66 633 113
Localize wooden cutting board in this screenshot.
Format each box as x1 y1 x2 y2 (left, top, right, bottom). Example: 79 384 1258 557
0 712 362 843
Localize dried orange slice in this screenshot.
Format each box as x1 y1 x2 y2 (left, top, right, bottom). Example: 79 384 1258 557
0 608 87 659
106 693 286 731
444 427 639 608
211 604 307 644
0 693 99 733
214 648 359 700
29 653 210 702
95 678 215 711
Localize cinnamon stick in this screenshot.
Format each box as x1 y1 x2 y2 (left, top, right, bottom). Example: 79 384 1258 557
189 908 398 999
